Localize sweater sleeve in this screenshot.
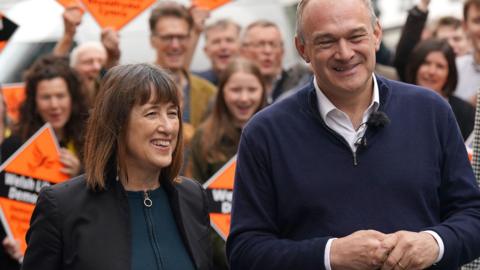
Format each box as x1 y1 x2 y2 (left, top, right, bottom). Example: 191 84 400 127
22 187 62 270
226 131 329 270
393 6 428 81
428 108 480 268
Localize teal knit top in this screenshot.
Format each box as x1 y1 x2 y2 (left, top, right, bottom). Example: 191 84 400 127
127 187 195 270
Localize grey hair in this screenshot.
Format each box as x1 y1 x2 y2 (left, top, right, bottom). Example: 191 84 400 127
295 0 377 44
70 41 107 68
241 20 281 45
205 19 242 40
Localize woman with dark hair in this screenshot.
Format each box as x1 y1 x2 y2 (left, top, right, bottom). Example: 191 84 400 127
1 55 88 176
405 38 475 140
21 63 211 270
189 58 266 270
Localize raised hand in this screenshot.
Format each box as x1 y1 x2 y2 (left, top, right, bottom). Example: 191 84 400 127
63 5 83 37
59 148 81 177
417 0 431 12
2 237 23 262
101 27 121 68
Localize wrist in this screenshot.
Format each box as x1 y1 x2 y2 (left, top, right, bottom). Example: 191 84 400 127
329 238 343 269
62 31 76 40
420 231 440 264
107 49 120 58
422 231 444 263
193 26 203 34
416 3 429 12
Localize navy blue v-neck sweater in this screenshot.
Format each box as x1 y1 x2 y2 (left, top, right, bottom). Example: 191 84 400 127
227 76 480 270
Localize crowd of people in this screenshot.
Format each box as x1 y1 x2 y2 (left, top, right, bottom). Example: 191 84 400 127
0 0 480 269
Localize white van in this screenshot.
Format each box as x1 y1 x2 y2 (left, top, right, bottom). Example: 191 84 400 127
0 0 301 84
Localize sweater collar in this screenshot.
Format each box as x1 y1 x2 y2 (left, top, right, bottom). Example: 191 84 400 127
304 74 391 118
313 74 380 123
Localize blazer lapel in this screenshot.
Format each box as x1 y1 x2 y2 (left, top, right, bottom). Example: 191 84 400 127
163 180 199 269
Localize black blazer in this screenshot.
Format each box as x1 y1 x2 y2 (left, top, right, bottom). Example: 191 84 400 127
21 174 212 270
448 95 475 140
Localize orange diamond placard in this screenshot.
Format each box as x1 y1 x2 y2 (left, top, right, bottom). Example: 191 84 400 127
2 83 26 123
2 125 69 182
203 156 236 240
0 123 69 253
193 0 232 10
0 199 34 253
57 0 86 15
80 0 156 30
57 0 82 8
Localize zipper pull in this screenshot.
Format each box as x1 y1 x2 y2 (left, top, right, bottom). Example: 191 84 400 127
143 191 153 208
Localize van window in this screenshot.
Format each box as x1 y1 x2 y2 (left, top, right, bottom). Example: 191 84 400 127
0 41 57 84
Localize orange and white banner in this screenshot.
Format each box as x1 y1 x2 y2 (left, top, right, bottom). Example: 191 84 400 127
203 156 236 240
83 0 155 30
0 123 69 253
192 0 233 10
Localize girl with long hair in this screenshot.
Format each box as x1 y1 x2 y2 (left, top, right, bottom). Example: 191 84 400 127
190 58 267 183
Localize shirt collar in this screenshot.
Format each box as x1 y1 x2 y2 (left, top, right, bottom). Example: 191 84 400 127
314 74 380 122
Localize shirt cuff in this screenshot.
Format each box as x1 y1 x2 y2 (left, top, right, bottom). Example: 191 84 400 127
423 230 444 263
324 238 336 270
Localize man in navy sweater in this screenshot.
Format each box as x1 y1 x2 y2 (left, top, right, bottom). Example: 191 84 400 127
226 0 480 269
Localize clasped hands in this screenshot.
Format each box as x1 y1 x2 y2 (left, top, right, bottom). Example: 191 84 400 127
330 230 439 270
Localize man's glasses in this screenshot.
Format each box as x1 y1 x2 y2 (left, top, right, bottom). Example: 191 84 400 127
153 33 190 44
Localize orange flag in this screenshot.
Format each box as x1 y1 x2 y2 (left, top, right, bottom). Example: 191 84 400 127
0 123 69 253
203 156 236 240
1 83 26 123
57 0 82 8
57 0 86 15
192 0 232 10
80 0 156 30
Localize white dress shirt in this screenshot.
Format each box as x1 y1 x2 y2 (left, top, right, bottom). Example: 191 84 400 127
314 75 379 152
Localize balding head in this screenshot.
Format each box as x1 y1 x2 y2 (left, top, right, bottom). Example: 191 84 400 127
295 0 377 44
70 41 107 95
